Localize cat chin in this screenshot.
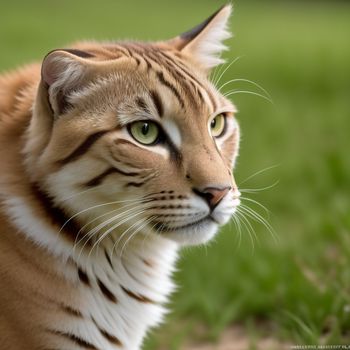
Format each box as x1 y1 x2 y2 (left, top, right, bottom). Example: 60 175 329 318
160 219 219 246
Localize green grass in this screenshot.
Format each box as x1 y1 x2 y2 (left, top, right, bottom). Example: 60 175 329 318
1 0 349 348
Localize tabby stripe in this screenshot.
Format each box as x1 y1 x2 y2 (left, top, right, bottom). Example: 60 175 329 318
147 52 198 111
110 154 141 168
105 250 114 270
150 90 164 117
31 183 84 242
135 96 150 113
134 55 141 66
125 181 146 188
142 54 153 70
121 286 155 304
196 87 207 106
159 51 215 109
160 51 218 110
156 71 185 109
97 279 118 303
156 51 198 84
165 66 199 110
160 51 206 91
85 167 140 187
92 318 122 347
78 268 90 286
109 45 135 60
61 304 83 318
62 48 95 59
48 330 99 350
122 46 133 57
56 130 108 165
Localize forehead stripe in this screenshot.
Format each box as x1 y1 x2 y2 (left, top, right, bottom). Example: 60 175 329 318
159 51 203 85
145 52 197 109
159 50 217 111
156 71 185 109
145 51 199 111
135 97 150 113
150 90 164 117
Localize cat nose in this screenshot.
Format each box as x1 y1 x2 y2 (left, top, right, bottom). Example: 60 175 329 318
193 186 231 210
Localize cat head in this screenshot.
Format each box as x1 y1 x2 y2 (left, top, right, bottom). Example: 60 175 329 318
26 4 240 248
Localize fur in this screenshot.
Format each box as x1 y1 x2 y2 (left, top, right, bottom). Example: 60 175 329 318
0 5 241 349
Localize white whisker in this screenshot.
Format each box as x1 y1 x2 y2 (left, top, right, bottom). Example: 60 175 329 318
238 164 280 186
224 90 274 104
235 209 256 253
212 56 242 87
73 201 142 249
120 216 156 259
239 180 280 194
240 197 270 216
219 78 272 100
239 204 279 243
75 205 148 263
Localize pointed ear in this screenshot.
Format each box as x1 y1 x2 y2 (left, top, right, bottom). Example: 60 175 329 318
41 49 93 117
168 4 232 71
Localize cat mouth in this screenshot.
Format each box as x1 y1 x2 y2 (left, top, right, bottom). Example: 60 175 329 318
152 216 217 233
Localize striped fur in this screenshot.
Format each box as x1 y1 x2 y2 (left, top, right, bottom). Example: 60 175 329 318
0 5 241 350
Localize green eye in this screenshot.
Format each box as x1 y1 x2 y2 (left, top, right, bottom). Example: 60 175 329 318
128 121 160 145
210 114 226 137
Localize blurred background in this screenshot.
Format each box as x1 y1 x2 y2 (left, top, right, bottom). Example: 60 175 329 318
1 0 349 348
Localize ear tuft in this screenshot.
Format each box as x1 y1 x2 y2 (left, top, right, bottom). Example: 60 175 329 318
169 4 233 71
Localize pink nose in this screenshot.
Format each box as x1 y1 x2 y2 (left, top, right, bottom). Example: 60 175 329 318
194 186 231 209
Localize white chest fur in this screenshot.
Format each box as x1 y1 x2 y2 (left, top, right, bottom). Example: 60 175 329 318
71 237 178 350
4 195 178 350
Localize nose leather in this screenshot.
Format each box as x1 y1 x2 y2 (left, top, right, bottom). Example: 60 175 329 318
194 186 231 210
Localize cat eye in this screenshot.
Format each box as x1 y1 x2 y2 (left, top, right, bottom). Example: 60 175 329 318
128 121 160 145
210 114 226 137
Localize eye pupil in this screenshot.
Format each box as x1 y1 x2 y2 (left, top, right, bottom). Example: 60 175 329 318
141 123 149 135
211 118 216 128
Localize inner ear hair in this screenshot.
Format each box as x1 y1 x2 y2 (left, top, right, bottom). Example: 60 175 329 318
167 4 232 72
41 49 92 117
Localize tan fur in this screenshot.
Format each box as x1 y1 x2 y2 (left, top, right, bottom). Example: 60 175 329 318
0 5 239 349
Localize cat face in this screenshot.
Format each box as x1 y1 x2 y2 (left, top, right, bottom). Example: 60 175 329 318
26 5 240 246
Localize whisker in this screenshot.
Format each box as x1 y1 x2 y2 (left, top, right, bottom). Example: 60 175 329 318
239 204 279 244
84 204 150 254
119 216 156 259
239 180 280 194
140 220 159 255
235 209 256 253
74 205 148 262
219 78 272 99
73 201 143 253
210 63 224 89
108 210 150 260
58 197 145 237
224 90 274 105
238 164 280 186
237 208 259 244
230 214 242 249
240 196 270 216
212 56 243 87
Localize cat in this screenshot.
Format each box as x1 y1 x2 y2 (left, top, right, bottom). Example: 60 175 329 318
0 4 240 350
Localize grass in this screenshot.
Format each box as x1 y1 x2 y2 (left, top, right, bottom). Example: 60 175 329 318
1 0 349 348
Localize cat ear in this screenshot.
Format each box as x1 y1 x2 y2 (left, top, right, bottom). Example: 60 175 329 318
41 49 93 117
168 4 232 71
